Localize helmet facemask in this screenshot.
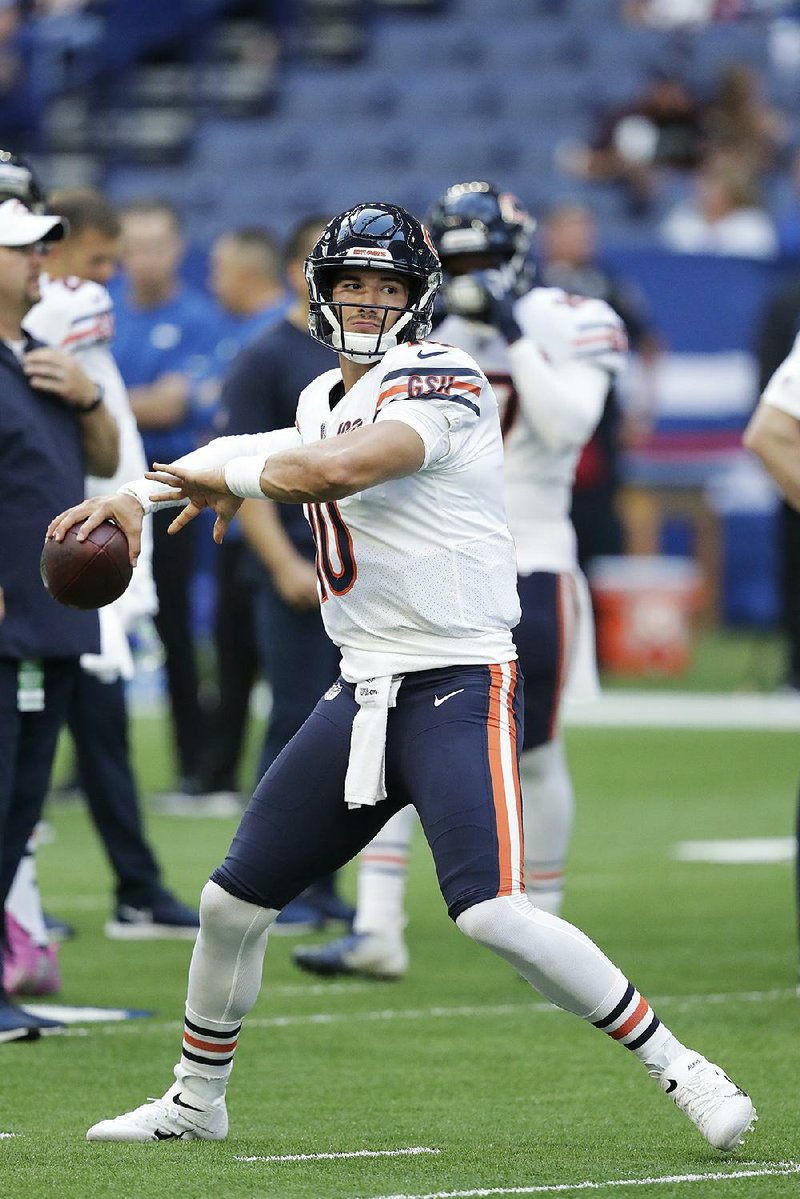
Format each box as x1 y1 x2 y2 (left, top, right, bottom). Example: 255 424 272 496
309 264 437 363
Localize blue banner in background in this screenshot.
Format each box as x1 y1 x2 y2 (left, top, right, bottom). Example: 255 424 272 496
599 249 791 628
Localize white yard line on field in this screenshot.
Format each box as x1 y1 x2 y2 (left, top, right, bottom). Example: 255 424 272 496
236 1147 441 1164
561 691 800 730
357 1161 800 1199
53 986 797 1038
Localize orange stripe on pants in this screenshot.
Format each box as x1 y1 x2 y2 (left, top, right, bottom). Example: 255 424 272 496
488 663 522 896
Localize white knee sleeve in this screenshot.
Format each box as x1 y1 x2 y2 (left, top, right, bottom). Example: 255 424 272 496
186 881 278 1024
456 894 622 1019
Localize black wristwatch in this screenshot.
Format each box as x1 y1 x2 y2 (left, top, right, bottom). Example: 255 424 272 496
76 383 104 414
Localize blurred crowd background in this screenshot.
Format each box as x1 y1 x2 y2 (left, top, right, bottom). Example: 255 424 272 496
3 0 800 793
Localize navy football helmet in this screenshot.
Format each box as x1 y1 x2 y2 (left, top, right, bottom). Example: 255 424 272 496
305 202 442 363
0 149 46 212
427 181 535 319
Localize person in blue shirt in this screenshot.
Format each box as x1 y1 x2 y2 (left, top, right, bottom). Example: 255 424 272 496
110 198 219 796
167 226 291 813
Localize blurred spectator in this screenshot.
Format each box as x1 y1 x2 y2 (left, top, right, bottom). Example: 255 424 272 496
109 198 219 799
537 201 661 571
568 69 707 217
753 269 800 689
659 155 778 256
622 0 741 27
703 63 788 177
166 227 291 813
192 227 289 429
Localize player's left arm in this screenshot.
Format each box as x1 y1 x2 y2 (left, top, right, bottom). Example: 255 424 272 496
147 420 425 542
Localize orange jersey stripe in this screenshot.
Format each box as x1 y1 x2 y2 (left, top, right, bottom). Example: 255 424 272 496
376 382 411 408
609 996 649 1041
375 378 483 413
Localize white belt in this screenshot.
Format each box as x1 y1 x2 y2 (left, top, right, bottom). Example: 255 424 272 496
344 675 403 810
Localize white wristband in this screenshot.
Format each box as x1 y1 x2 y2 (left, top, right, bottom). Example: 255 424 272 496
224 455 267 499
118 481 153 515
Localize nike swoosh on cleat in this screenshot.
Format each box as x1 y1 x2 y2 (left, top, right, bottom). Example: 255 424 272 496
154 1129 186 1140
434 689 465 707
417 350 447 359
172 1092 203 1112
664 1079 678 1094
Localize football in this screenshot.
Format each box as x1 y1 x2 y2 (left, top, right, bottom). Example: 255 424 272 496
40 520 133 610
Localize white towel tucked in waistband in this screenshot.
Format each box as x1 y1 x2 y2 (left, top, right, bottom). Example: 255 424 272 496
344 675 403 809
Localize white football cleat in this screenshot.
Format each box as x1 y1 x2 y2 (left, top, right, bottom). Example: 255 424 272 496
659 1051 756 1150
86 1085 227 1143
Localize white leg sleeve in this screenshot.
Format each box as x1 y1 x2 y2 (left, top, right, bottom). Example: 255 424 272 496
520 739 574 916
353 805 416 938
456 893 620 1017
456 896 683 1072
185 880 278 1024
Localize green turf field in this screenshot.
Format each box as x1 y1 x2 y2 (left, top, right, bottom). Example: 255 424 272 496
3 708 799 1199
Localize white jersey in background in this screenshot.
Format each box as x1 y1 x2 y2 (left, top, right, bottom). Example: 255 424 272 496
24 273 157 678
294 340 520 681
436 286 627 575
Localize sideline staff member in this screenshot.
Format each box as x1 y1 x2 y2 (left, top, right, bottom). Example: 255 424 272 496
0 197 118 1042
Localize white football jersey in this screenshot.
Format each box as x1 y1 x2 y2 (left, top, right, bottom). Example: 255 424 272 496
294 341 520 681
761 330 800 419
25 273 157 671
25 271 114 352
436 287 627 574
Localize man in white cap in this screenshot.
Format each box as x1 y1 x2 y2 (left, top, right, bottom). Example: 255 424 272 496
0 196 117 1042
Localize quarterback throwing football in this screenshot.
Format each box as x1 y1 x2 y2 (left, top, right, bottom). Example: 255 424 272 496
50 203 753 1150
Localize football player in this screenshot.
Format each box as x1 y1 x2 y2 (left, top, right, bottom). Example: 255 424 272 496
50 203 753 1150
295 181 625 981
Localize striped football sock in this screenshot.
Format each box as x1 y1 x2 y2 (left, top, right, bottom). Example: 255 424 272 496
180 1006 241 1084
589 979 686 1071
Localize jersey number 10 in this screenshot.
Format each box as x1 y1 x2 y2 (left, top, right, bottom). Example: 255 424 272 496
307 501 357 600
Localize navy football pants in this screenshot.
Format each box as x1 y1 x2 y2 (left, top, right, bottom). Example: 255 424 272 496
213 662 524 922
